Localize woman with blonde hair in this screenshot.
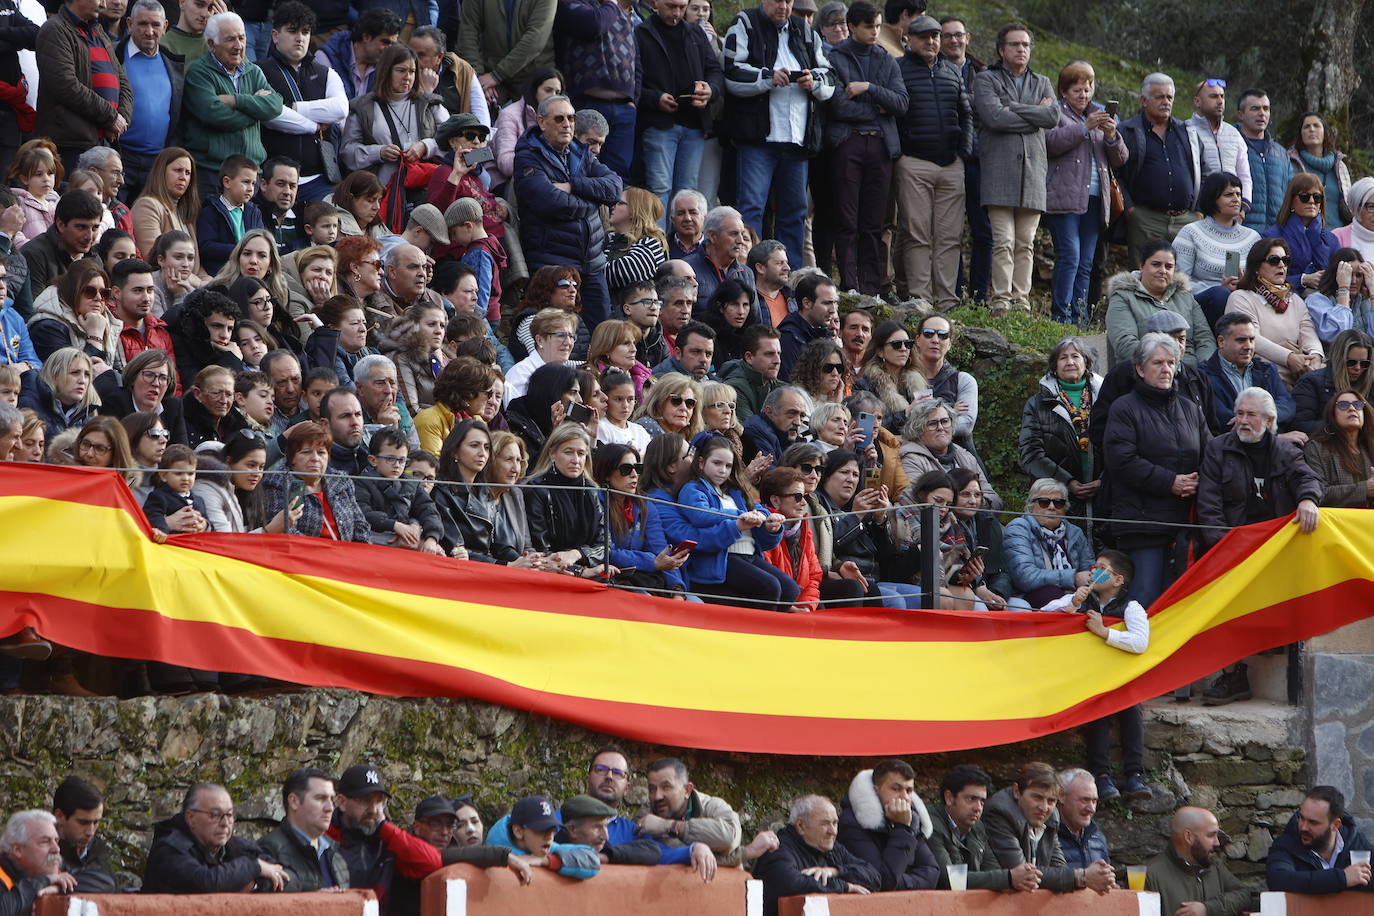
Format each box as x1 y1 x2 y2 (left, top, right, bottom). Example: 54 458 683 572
699 380 744 457
131 148 203 276
606 187 669 290
634 372 703 439
284 245 340 332
583 318 650 397
211 229 290 306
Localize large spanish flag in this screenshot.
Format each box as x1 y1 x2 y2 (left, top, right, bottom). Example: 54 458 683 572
1 465 1365 755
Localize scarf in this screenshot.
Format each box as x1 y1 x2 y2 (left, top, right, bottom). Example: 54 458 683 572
1352 219 1374 263
1037 524 1073 571
1057 376 1093 480
1257 276 1293 315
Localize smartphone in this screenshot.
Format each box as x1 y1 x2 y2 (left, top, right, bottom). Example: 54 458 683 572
973 545 989 559
567 402 593 425
671 539 698 555
863 466 882 492
1225 249 1242 278
287 478 306 509
857 412 876 451
677 93 696 101
1104 99 1119 117
788 70 810 81
462 146 495 167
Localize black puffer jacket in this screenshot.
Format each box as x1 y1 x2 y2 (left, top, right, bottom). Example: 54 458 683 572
1196 430 1323 549
896 53 973 166
141 813 265 894
1290 365 1339 435
1019 372 1101 486
353 467 445 546
525 467 608 565
432 478 520 563
1102 378 1209 544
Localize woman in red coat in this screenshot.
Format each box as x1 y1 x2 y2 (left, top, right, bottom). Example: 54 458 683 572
759 466 823 612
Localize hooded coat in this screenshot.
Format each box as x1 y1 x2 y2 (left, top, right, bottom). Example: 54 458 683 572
836 768 940 891
1103 270 1215 367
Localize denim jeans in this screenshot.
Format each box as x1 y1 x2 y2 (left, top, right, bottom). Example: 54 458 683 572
877 580 924 609
296 175 335 205
244 19 272 61
574 97 637 180
956 155 992 304
580 268 611 327
1126 544 1173 610
641 124 705 223
1044 198 1103 323
736 142 809 276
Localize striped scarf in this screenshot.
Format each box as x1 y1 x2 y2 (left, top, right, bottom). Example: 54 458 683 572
65 8 119 127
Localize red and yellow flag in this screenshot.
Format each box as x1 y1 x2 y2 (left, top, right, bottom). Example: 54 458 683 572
2 465 1366 755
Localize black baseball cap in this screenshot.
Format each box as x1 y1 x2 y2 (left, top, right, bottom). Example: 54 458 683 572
337 764 390 798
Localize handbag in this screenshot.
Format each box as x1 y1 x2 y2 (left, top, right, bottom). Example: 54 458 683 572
377 100 413 233
1108 172 1125 224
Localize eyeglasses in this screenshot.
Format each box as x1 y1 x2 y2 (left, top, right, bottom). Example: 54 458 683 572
1336 398 1366 411
459 130 486 142
374 454 409 466
1264 254 1292 266
1202 77 1226 88
667 394 697 408
202 389 234 401
591 763 629 778
919 328 951 340
705 400 734 411
925 417 953 429
409 471 438 482
145 428 171 441
1297 192 1324 204
82 285 112 301
546 331 576 341
77 439 112 456
189 809 236 823
248 294 273 307
941 29 968 38
1347 359 1372 370
821 362 844 373
615 462 643 476
627 297 661 308
556 278 579 289
887 339 914 350
139 370 171 386
794 462 821 475
1034 497 1069 509
417 818 457 830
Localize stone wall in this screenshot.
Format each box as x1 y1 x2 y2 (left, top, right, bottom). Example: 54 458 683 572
1304 618 1374 823
0 690 1306 892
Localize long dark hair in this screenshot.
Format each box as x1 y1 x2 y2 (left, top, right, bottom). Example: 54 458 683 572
689 433 755 502
221 428 270 531
439 417 491 482
522 363 579 436
640 432 687 496
1314 392 1374 480
592 441 644 539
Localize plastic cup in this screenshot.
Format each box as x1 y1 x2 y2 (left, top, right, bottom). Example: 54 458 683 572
946 863 968 891
1127 865 1147 891
1353 851 1372 865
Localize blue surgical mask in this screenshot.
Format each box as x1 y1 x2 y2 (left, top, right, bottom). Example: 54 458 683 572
1090 567 1113 586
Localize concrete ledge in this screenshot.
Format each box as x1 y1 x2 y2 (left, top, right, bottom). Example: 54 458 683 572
1259 890 1374 914
778 889 1162 915
420 863 759 916
35 891 378 915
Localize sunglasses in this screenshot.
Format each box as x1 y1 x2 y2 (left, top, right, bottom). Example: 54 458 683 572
1347 359 1372 370
1336 398 1366 411
794 462 821 475
821 363 844 373
778 492 807 502
556 278 579 289
459 130 486 142
1297 192 1324 204
887 339 914 350
919 328 951 340
83 285 112 301
1202 77 1226 88
667 394 697 408
145 428 172 441
615 462 643 476
1264 254 1292 266
1034 497 1068 509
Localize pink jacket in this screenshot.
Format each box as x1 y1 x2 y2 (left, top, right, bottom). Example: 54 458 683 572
13 187 58 247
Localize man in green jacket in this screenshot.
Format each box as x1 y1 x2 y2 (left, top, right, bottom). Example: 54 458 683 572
458 0 556 106
181 11 283 200
721 325 783 422
1145 806 1251 916
927 764 1040 891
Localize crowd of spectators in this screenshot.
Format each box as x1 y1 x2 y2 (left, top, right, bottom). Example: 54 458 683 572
0 0 1364 861
4 765 1372 916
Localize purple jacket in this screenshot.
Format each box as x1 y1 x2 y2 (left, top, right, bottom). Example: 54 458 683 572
1044 99 1128 220
555 0 642 101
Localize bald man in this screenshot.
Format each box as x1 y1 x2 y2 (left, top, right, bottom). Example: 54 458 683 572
1143 807 1249 916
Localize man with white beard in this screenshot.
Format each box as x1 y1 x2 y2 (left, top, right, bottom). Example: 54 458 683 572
0 810 78 910
1195 385 1323 705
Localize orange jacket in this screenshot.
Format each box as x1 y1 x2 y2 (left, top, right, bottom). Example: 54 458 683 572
764 517 823 610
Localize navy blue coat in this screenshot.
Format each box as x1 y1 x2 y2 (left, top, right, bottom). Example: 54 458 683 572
1267 811 1374 894
777 311 828 381
1199 350 1296 429
1290 365 1339 435
1057 818 1112 870
513 127 622 274
196 197 266 277
143 482 210 533
742 411 791 463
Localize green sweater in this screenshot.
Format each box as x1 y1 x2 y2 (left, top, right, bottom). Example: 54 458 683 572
180 54 283 172
159 26 208 63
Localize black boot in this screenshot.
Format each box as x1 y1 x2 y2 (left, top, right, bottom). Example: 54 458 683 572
1201 664 1251 706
